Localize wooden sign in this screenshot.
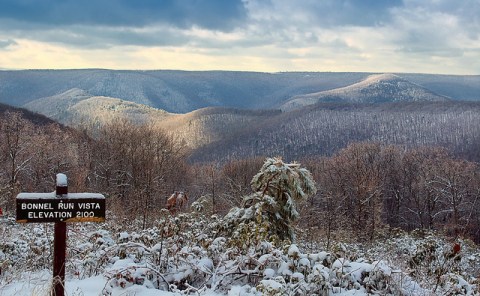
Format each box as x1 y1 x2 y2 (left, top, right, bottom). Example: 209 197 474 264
16 193 105 223
15 173 105 296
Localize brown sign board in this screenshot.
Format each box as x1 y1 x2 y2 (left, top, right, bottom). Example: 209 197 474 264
16 193 105 223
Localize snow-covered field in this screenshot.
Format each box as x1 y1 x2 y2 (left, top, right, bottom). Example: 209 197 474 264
1 215 479 296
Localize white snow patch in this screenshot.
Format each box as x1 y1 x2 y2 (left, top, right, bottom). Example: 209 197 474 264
287 244 300 257
263 268 276 279
260 279 283 290
56 173 67 186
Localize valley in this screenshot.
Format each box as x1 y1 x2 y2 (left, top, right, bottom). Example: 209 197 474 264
1 70 480 295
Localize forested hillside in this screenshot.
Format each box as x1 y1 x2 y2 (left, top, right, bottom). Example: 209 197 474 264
1 109 480 294
192 102 480 162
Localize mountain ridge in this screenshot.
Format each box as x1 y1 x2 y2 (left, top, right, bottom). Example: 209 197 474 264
1 70 478 113
281 74 450 110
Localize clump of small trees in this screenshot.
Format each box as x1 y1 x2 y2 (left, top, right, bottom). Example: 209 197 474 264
87 118 189 229
2 111 480 244
303 142 480 244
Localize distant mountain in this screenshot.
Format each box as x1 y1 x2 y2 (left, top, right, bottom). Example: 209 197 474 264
9 70 480 163
155 107 280 149
281 74 450 111
401 73 480 102
1 70 479 113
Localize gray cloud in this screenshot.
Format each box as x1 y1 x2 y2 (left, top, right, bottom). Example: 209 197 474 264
301 0 403 27
0 39 17 48
245 0 403 28
389 0 480 59
0 0 249 49
0 0 478 74
0 0 247 31
33 26 191 49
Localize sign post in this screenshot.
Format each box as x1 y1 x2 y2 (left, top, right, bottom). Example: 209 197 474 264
16 174 105 296
53 174 67 296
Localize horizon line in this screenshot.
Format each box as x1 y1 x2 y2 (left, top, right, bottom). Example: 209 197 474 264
0 68 478 76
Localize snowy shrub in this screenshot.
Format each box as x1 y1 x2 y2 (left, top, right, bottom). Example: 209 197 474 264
440 273 477 295
406 235 468 293
356 229 480 295
69 228 116 278
0 224 53 285
102 260 168 295
256 277 287 295
248 243 397 296
219 157 317 246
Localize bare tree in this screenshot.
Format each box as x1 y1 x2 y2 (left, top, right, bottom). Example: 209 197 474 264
0 112 35 212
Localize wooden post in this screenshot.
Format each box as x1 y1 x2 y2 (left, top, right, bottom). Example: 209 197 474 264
52 173 67 296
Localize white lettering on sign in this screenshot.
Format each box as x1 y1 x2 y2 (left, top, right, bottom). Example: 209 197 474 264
76 211 95 218
78 203 101 210
16 197 105 223
58 203 74 210
28 211 73 219
21 203 54 210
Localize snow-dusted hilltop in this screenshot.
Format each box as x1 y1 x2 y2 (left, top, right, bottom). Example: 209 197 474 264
24 88 170 126
281 73 450 111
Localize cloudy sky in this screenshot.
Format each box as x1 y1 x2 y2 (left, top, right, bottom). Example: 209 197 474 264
0 0 478 74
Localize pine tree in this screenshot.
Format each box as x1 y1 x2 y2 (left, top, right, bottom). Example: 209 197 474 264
220 157 317 245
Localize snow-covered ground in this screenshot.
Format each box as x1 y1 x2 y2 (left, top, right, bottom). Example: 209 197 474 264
2 215 479 296
1 270 181 296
